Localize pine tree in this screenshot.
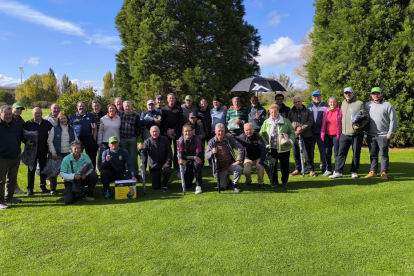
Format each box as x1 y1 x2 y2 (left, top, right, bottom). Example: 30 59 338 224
103 71 114 91
307 0 414 146
115 0 260 110
61 73 72 94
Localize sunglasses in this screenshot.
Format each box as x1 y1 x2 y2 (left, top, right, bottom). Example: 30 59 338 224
371 92 381 95
344 92 352 94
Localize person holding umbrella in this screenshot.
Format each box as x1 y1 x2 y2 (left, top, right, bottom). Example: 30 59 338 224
288 96 316 177
260 104 295 188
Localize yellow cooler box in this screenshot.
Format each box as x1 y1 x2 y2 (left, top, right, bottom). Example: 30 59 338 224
114 180 137 200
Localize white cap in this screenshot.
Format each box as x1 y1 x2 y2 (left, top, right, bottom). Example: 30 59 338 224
344 87 354 93
147 100 155 105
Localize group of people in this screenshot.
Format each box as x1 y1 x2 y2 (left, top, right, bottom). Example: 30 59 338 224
0 87 397 209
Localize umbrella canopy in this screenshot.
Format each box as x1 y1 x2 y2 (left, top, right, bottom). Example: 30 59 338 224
230 77 286 93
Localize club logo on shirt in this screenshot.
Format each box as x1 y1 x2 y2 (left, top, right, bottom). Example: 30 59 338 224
119 156 123 160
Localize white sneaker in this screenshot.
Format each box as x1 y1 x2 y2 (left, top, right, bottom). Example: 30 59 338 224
329 172 343 179
195 186 202 194
14 187 26 194
322 171 332 176
351 172 359 179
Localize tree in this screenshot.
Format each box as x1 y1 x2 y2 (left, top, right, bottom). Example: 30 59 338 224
0 90 15 105
61 73 72 94
103 71 114 91
15 73 59 104
307 0 414 147
293 29 313 83
268 72 294 91
115 0 261 111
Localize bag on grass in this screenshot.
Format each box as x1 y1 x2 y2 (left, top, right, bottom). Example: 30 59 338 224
21 129 38 171
41 158 62 178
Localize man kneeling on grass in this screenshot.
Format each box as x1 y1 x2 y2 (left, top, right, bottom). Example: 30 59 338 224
60 141 97 204
177 124 204 194
100 136 137 199
205 123 244 193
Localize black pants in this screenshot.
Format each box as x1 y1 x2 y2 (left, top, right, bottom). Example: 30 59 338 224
100 169 130 192
150 167 172 190
79 136 98 170
324 135 339 172
167 137 179 171
181 162 203 188
63 171 98 204
292 136 314 172
270 149 290 185
367 135 390 174
311 133 326 171
334 133 364 173
27 152 48 190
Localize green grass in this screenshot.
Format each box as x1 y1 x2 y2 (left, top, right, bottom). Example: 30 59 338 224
3 109 414 275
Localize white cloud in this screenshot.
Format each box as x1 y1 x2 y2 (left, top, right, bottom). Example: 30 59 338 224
85 34 121 51
256 37 303 67
292 77 308 89
253 0 263 8
267 10 288 26
0 1 84 36
60 41 72 45
0 74 22 86
71 79 103 93
26 56 39 66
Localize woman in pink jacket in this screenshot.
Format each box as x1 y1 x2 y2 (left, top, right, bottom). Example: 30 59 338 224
320 96 342 176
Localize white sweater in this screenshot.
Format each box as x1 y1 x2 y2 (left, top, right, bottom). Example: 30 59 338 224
98 115 121 144
47 125 78 154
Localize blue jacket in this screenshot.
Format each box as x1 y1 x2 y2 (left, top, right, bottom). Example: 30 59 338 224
210 106 227 134
307 102 328 134
0 119 21 159
101 148 135 177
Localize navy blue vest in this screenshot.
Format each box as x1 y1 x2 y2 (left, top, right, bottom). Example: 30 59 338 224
53 125 76 153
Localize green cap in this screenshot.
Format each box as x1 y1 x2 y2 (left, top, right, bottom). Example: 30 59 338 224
185 95 193 101
12 102 25 110
371 87 382 93
108 136 119 144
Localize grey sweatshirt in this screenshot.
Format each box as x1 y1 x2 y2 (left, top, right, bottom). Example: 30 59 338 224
366 100 397 137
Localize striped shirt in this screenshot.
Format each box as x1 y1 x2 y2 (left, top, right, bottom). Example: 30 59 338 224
226 107 248 135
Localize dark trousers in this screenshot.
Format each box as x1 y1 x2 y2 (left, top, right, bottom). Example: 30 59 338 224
79 136 98 170
182 162 203 188
334 133 364 174
49 152 70 191
292 136 314 172
311 133 326 171
100 169 130 192
270 149 290 184
167 137 179 171
0 155 20 199
150 167 172 190
63 171 98 204
27 153 48 190
367 135 390 173
324 135 339 172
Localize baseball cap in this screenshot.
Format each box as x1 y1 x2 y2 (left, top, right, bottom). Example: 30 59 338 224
185 95 193 101
12 102 25 110
344 87 354 93
147 100 155 105
311 90 321 96
371 87 382 93
189 112 197 118
108 136 119 144
156 95 163 99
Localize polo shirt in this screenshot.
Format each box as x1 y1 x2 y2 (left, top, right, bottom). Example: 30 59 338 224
70 112 96 138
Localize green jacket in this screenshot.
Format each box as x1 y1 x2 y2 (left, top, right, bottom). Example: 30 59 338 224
260 116 296 153
341 98 370 136
60 153 93 182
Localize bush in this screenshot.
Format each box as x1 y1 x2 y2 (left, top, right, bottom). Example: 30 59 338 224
20 96 32 108
0 90 15 105
31 101 52 109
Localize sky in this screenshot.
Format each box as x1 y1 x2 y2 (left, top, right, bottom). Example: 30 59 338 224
0 0 315 92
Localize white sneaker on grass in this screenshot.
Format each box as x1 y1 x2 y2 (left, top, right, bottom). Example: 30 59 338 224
329 172 343 179
351 172 359 179
195 186 202 194
322 171 332 176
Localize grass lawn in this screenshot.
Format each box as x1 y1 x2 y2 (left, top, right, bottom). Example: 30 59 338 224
2 109 414 275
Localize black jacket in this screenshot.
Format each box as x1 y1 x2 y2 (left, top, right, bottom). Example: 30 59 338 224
0 119 21 159
235 132 267 165
142 136 172 171
22 119 53 154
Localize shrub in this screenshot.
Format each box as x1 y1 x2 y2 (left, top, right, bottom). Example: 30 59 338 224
31 101 52 109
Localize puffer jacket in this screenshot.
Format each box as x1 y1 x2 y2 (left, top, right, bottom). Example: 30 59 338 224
260 116 296 153
288 105 314 138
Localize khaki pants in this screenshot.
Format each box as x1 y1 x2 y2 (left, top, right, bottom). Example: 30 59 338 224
0 155 20 199
243 158 264 184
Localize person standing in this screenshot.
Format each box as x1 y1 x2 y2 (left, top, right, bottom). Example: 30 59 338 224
154 94 164 113
0 105 23 209
330 87 370 179
364 87 397 180
91 100 106 171
70 101 98 169
235 123 267 189
11 102 26 195
119 100 141 177
98 104 121 148
138 126 172 192
307 91 328 173
196 99 212 146
205 123 244 193
114 97 124 116
247 96 266 133
320 97 342 176
141 100 161 141
260 104 296 188
43 103 61 126
181 95 197 121
226 97 248 136
273 93 291 118
22 107 53 195
210 95 227 141
288 96 316 177
161 93 183 172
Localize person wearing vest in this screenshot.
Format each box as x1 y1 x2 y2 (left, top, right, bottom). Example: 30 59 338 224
47 112 78 195
101 136 137 199
177 125 204 194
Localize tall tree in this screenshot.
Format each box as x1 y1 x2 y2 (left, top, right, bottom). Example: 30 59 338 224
61 73 72 94
307 0 414 146
268 72 294 91
103 71 114 91
115 0 260 110
293 29 313 83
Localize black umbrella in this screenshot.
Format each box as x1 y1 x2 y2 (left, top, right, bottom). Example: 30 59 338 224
230 77 286 93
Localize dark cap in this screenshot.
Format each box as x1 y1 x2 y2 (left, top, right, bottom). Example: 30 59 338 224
212 95 220 102
189 112 197 118
156 94 163 99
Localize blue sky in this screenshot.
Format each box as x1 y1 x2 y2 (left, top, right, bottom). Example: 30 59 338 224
0 0 314 92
